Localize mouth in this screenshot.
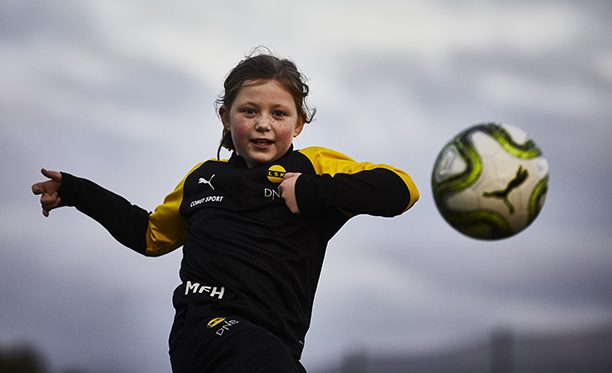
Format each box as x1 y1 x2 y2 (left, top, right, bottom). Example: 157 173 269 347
251 139 274 146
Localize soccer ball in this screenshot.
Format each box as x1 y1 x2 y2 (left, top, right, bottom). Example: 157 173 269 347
431 122 549 240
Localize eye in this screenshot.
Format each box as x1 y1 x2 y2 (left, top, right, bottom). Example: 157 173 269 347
273 110 286 117
243 108 257 115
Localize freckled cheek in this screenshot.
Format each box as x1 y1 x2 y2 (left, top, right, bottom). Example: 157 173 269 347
229 120 252 145
275 124 297 143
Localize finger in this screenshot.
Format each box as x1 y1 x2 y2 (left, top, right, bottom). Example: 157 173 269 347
32 183 43 195
41 168 62 182
41 204 58 217
40 192 59 205
41 196 61 213
283 172 299 180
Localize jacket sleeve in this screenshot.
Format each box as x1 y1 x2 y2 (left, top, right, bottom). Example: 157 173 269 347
58 170 193 257
295 147 419 217
58 172 152 255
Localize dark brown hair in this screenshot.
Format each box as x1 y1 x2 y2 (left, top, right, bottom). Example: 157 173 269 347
216 50 316 159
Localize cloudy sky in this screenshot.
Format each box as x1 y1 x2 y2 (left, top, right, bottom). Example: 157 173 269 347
2 0 611 371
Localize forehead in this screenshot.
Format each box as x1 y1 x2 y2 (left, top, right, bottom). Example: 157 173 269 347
235 79 294 103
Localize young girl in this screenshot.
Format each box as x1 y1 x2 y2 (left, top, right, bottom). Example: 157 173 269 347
32 52 419 372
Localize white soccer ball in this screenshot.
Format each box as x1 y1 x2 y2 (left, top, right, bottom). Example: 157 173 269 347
431 122 549 240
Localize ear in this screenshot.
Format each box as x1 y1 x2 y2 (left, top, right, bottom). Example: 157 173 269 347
293 114 306 137
293 122 304 137
219 105 231 131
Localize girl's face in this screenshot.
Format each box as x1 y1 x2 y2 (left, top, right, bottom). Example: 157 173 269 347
220 79 304 168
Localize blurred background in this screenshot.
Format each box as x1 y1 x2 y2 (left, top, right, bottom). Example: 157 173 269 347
1 0 611 372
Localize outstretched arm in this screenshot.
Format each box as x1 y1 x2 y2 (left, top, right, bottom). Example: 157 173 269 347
296 147 419 217
32 169 153 255
32 167 189 257
32 168 62 217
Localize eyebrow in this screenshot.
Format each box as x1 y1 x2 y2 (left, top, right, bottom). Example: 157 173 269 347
236 101 294 111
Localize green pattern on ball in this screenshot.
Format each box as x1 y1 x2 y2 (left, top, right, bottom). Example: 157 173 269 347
529 175 549 222
432 130 482 196
480 123 542 159
444 209 514 240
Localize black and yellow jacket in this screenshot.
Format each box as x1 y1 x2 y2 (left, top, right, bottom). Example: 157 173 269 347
58 146 419 359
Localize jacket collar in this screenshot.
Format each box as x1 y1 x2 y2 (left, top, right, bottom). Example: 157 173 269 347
228 145 294 168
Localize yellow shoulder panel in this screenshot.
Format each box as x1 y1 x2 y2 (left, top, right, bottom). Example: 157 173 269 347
144 161 205 256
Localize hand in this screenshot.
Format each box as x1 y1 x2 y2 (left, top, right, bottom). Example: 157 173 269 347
279 172 301 214
32 168 62 217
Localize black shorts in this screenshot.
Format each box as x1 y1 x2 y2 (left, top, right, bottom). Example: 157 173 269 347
169 309 306 373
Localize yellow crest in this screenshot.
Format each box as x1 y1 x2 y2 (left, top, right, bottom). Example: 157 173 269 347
267 165 286 183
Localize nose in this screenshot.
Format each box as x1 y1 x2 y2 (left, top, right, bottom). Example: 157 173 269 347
254 114 272 131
